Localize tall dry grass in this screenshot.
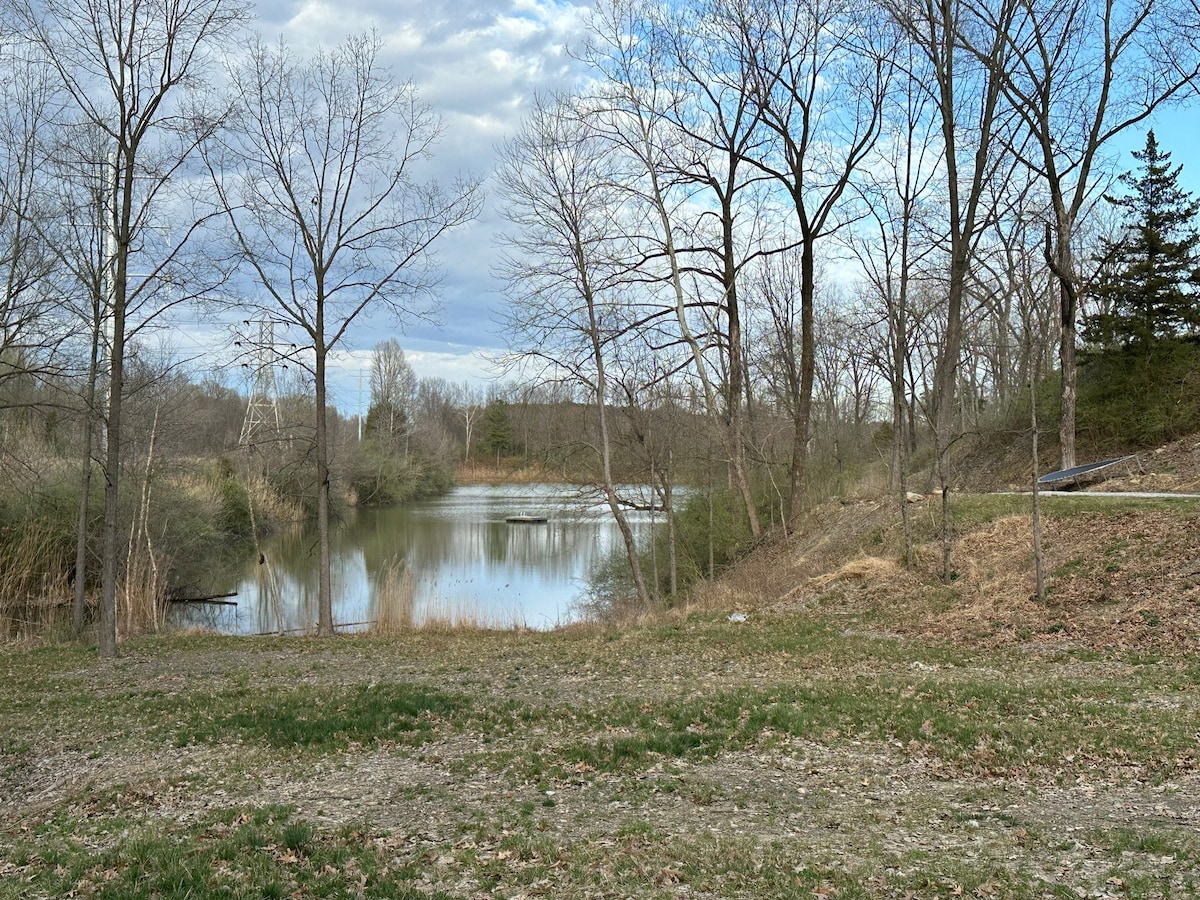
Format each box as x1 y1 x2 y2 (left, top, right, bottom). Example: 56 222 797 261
368 556 526 633
413 594 526 631
0 519 73 639
371 556 415 634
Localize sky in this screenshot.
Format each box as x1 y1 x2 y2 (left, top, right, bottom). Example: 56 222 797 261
178 0 1200 418
190 0 595 418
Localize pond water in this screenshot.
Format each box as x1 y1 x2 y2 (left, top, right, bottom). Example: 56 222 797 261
168 483 654 635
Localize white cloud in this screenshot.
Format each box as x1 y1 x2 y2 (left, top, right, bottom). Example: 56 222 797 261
242 0 593 382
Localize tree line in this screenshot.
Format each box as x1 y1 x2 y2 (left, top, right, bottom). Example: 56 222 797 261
4 0 1200 646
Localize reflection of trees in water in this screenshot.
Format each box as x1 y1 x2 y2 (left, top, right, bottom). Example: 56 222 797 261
206 486 655 633
262 526 321 633
166 600 230 632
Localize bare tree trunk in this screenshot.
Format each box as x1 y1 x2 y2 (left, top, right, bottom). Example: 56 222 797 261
588 302 651 609
933 271 963 585
939 448 953 584
123 407 159 634
1058 276 1078 471
72 312 102 637
665 449 677 597
315 329 334 636
1031 369 1046 602
98 290 125 659
720 195 761 538
788 244 818 520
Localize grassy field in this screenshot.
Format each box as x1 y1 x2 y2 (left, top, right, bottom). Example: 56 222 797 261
2 604 1199 899
4 492 1200 898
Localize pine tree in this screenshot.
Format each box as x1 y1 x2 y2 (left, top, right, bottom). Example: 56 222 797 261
1085 131 1200 348
477 399 515 459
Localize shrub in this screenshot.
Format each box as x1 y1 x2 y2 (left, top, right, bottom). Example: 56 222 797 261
349 443 454 507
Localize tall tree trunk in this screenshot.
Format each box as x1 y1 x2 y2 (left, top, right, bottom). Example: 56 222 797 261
1057 269 1078 472
98 291 125 659
98 150 136 659
594 358 650 608
788 244 817 522
73 311 102 637
933 254 966 584
1031 363 1046 602
315 328 334 637
721 198 760 539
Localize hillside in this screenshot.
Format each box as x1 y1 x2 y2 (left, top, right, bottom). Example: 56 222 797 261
691 432 1200 656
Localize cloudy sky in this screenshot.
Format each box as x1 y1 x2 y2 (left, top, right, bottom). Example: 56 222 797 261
224 0 594 412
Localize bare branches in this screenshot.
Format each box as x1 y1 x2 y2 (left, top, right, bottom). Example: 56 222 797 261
209 32 481 635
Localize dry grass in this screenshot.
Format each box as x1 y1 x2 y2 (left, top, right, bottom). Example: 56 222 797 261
369 556 526 633
808 555 902 590
0 520 73 639
456 459 567 485
711 492 1200 654
370 556 416 634
412 595 527 631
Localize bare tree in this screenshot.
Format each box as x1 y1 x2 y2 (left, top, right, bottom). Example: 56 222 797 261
39 124 112 638
882 0 1022 581
367 338 417 452
0 41 61 400
495 94 652 609
728 0 896 520
208 32 481 636
17 0 248 657
844 38 942 508
581 0 774 538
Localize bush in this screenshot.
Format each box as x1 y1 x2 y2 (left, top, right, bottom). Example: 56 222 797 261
349 443 455 507
581 486 764 620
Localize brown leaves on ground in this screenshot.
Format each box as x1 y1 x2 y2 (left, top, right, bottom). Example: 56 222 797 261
721 498 1200 655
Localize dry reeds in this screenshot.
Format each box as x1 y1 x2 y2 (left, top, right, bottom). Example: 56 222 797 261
371 556 415 634
0 520 73 639
368 556 525 633
413 593 526 631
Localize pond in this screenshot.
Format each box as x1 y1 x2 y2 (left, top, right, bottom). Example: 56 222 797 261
168 483 656 635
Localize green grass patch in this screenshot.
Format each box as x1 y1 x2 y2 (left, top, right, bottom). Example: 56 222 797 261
487 673 1198 779
175 682 464 750
0 805 449 900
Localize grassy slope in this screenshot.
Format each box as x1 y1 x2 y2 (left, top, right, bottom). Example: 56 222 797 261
3 491 1200 899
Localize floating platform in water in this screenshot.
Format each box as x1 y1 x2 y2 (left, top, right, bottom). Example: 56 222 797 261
506 515 548 524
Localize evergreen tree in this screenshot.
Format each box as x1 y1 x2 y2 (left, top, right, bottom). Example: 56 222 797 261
1085 132 1200 348
477 399 515 458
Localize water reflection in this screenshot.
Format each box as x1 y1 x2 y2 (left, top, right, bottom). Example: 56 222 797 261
168 484 651 634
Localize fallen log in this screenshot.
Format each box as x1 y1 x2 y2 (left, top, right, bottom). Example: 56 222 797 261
168 591 238 606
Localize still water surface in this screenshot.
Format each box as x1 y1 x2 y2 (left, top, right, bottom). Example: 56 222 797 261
169 483 651 634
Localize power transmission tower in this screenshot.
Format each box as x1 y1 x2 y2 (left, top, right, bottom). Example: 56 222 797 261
238 320 282 450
